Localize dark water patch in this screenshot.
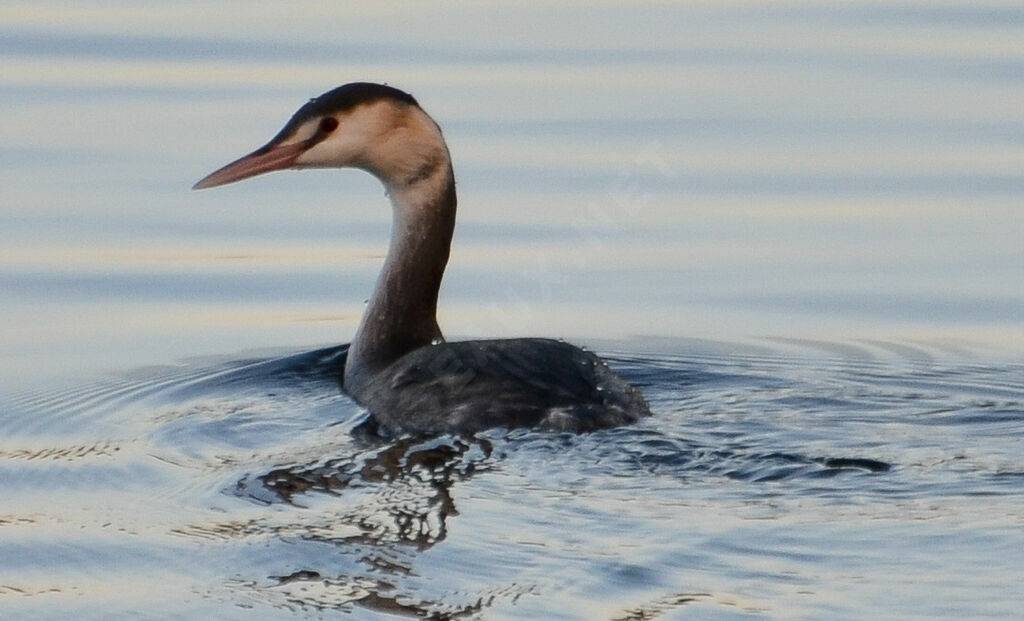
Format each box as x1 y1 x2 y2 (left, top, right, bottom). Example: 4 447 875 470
0 146 120 169
856 338 938 365
612 591 712 621
0 442 120 462
453 117 1024 146
0 29 692 66
10 24 1023 83
726 291 1024 323
0 205 390 245
912 404 1024 426
723 452 892 483
0 269 369 305
818 456 892 472
156 346 348 401
766 336 882 363
2 356 277 430
608 431 892 484
0 83 300 101
745 2 1024 28
459 164 1024 198
4 346 347 432
6 19 1024 87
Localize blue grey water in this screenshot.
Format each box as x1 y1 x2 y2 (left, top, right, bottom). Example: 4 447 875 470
1 2 1022 619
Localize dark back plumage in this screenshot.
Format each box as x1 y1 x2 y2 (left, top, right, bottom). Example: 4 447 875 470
355 338 650 436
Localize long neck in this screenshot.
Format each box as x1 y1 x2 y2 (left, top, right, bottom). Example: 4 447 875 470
344 163 456 395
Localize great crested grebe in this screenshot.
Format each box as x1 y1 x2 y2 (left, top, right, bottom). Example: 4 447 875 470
194 82 649 436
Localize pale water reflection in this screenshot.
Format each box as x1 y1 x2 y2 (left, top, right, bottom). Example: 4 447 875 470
1 2 1023 619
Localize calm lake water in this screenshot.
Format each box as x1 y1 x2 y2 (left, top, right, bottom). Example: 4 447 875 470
2 2 1023 619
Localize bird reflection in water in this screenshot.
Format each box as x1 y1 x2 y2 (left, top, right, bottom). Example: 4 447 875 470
223 435 519 617
237 435 493 549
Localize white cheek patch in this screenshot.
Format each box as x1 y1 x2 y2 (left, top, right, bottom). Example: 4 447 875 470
296 131 365 168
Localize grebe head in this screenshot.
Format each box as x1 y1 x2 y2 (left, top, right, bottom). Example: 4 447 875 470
193 82 449 192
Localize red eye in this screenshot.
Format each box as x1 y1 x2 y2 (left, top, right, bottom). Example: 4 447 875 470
319 117 339 133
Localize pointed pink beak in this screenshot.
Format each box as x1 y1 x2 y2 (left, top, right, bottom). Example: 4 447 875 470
192 141 309 190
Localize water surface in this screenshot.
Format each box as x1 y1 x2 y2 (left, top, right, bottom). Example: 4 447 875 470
1 2 1022 619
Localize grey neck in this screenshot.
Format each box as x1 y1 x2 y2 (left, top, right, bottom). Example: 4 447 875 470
343 163 456 395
